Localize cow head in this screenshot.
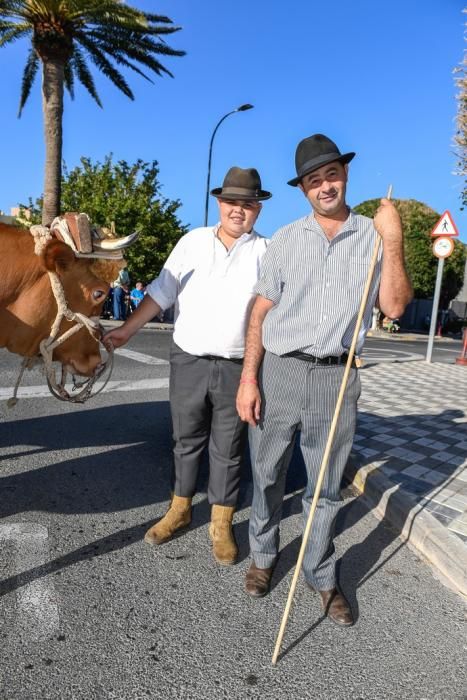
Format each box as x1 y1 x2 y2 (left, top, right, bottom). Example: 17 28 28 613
41 240 111 376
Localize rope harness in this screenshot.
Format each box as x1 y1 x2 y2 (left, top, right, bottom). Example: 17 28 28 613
7 222 115 407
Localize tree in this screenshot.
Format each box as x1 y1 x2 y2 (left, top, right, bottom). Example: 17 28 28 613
0 1 185 225
354 198 466 305
453 9 467 208
21 155 188 282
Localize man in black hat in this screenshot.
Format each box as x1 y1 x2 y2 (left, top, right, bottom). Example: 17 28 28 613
236 134 412 624
104 167 271 566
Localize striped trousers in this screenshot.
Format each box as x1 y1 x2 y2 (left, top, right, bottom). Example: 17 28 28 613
249 351 360 590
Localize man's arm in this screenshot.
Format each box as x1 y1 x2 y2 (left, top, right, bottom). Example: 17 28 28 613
236 295 274 427
103 294 162 349
373 198 413 318
103 236 186 348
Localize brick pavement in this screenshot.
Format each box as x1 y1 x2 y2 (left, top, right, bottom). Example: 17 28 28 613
348 361 467 593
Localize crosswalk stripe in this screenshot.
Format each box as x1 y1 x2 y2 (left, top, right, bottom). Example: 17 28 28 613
0 377 170 400
115 348 169 365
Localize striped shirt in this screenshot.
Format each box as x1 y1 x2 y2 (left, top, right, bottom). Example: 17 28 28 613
254 210 382 357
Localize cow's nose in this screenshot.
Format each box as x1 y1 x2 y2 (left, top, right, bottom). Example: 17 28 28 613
68 352 102 377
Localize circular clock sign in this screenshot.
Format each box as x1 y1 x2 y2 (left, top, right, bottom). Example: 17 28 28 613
432 236 455 259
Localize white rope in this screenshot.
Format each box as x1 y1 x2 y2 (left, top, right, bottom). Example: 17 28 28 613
37 270 113 403
30 224 53 256
7 357 41 408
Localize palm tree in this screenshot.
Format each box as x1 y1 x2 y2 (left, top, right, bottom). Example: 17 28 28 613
0 1 185 225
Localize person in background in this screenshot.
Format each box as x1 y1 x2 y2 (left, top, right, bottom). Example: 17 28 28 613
130 281 146 311
113 266 130 320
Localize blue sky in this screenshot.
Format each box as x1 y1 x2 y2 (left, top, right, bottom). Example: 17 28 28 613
0 0 466 242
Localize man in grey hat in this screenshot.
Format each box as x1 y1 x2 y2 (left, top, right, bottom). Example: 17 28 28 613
104 167 271 566
236 134 412 624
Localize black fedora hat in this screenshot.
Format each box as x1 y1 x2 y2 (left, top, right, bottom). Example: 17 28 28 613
211 166 272 201
288 134 355 187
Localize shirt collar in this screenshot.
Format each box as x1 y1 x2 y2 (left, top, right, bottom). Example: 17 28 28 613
212 222 256 244
304 208 359 238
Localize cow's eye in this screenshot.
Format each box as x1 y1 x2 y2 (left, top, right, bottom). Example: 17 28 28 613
92 290 106 301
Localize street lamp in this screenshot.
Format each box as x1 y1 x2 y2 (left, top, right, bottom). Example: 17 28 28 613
204 104 254 226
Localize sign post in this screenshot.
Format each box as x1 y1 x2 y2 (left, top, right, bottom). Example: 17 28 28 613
426 256 445 363
426 211 458 363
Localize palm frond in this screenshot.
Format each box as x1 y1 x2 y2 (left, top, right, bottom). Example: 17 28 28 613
64 60 75 99
0 24 28 45
18 45 39 116
71 45 102 107
141 14 174 25
102 53 153 83
75 33 134 99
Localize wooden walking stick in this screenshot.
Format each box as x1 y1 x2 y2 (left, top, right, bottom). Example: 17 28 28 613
271 185 392 665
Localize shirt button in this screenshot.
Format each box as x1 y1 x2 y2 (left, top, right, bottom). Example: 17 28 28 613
326 282 330 288
323 315 328 321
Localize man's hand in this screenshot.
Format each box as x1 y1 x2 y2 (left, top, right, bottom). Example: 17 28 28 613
102 294 162 351
373 198 403 245
102 325 132 350
236 382 261 427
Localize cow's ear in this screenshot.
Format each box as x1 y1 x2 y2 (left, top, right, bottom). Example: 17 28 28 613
42 240 76 273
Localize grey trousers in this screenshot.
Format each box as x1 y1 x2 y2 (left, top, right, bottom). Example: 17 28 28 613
249 351 360 589
169 342 247 506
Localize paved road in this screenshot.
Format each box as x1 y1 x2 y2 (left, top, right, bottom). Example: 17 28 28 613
0 333 466 699
363 335 463 365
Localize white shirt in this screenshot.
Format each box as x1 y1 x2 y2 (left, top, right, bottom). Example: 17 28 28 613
146 224 269 358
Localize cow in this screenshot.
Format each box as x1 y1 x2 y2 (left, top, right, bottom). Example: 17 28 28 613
0 222 126 379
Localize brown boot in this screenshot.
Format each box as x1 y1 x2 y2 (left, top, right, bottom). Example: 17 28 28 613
208 505 238 566
313 586 354 626
144 495 192 545
245 561 273 598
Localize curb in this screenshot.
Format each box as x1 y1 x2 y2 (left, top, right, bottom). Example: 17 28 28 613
345 458 467 598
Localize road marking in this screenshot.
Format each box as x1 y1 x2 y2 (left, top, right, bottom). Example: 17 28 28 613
362 347 424 363
0 377 170 400
0 523 59 640
115 348 169 365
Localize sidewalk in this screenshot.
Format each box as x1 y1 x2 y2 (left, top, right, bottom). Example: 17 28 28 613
346 361 467 597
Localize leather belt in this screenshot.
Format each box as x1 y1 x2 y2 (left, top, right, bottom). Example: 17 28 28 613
198 354 243 364
284 351 352 366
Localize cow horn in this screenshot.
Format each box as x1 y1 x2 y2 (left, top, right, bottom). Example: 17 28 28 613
93 231 139 251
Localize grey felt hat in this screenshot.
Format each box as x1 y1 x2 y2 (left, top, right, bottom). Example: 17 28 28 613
211 166 272 200
288 134 355 186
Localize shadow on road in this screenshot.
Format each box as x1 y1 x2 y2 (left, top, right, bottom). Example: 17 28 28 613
1 403 464 625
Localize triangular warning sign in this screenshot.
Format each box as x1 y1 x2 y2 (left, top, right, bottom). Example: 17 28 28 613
431 210 459 237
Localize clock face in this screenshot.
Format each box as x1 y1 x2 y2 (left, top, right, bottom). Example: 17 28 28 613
432 236 454 259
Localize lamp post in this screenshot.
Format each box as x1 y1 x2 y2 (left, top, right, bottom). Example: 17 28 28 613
204 104 254 226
